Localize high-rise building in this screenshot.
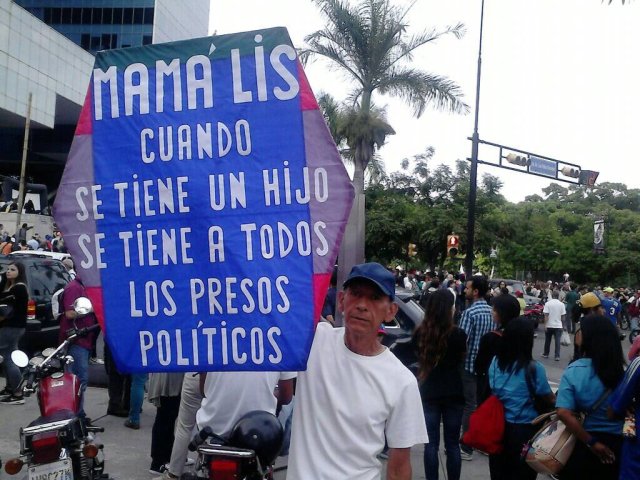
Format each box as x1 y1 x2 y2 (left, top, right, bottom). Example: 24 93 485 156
0 0 210 197
14 0 210 54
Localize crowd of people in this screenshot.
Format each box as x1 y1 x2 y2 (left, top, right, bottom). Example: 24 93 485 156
1 258 639 480
394 269 639 480
0 222 67 254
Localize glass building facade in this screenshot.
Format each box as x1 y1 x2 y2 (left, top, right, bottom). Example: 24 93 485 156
14 1 156 54
1 0 209 192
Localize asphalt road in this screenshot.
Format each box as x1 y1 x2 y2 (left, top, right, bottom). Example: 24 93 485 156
0 332 630 480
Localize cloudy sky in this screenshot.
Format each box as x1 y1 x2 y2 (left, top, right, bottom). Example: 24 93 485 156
211 0 640 202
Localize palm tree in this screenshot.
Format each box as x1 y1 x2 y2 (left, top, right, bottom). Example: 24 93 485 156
303 0 469 273
318 91 393 185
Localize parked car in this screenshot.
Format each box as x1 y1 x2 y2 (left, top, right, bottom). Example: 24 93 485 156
9 250 71 262
489 278 541 305
381 289 425 373
0 254 71 354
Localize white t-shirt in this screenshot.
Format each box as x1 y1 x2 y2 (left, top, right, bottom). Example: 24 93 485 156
543 298 566 329
196 370 296 437
287 322 428 480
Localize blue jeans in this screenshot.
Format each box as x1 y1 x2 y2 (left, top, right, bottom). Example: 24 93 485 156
128 373 147 424
423 400 464 480
68 344 90 417
0 327 25 393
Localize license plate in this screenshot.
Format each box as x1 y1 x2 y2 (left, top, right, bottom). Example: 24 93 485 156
28 459 73 480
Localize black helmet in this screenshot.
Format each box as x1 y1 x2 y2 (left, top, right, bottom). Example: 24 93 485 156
228 410 284 467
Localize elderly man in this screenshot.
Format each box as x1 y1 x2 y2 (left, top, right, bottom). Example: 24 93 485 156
287 262 427 480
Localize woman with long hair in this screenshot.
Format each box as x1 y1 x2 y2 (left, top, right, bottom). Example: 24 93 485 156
475 293 521 404
414 289 467 480
556 315 625 480
0 261 29 404
488 317 555 480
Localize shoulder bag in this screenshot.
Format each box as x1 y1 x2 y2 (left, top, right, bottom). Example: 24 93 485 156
462 394 505 455
522 389 611 475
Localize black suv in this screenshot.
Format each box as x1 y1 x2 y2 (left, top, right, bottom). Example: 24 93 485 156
0 255 71 354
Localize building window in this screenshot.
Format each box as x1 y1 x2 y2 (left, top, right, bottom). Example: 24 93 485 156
133 8 144 25
81 33 90 50
112 8 123 24
49 7 62 24
90 36 101 51
142 35 152 45
123 8 133 24
91 8 101 24
103 8 113 24
60 8 71 24
81 8 92 25
143 8 154 25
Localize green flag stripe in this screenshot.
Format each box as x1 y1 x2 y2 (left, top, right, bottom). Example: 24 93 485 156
95 27 293 70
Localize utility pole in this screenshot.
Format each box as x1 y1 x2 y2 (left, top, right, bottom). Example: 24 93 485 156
465 0 485 277
16 92 33 234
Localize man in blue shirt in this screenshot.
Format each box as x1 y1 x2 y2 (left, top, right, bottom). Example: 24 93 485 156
458 275 493 460
600 287 625 340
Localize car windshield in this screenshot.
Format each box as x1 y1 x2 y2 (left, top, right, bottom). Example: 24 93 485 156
0 259 70 301
394 297 424 332
28 262 70 300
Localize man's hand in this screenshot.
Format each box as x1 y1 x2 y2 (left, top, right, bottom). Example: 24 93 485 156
386 448 411 480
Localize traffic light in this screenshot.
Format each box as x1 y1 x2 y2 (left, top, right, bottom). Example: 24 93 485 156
447 235 459 257
579 169 599 186
505 153 530 167
560 166 580 178
407 243 417 257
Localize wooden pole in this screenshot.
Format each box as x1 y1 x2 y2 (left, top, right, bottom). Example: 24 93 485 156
16 92 32 235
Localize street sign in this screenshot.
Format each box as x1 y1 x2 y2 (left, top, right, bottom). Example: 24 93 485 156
528 155 557 178
579 170 599 186
53 28 354 373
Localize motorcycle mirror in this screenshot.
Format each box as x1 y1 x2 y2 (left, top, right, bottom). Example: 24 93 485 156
11 350 29 368
42 348 56 357
64 355 75 364
73 297 93 316
29 356 45 366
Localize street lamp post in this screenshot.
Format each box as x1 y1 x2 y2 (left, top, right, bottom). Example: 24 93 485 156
465 0 485 277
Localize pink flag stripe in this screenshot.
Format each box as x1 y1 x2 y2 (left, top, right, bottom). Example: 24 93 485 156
298 61 319 111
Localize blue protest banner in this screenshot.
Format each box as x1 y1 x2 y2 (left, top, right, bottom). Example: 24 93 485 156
53 28 354 372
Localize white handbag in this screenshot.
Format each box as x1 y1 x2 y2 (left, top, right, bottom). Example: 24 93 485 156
523 390 610 475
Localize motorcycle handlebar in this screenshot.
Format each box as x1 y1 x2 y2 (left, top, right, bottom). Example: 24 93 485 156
67 323 101 340
77 323 101 336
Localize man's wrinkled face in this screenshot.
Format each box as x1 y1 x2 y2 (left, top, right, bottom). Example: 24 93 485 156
339 281 398 338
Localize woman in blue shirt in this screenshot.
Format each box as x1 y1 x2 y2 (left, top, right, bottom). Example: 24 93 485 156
556 315 625 480
489 317 555 480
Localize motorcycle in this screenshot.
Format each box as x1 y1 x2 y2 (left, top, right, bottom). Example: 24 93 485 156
4 297 108 480
524 302 545 329
183 410 284 480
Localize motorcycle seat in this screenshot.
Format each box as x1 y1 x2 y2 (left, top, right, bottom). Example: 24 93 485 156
28 409 77 427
